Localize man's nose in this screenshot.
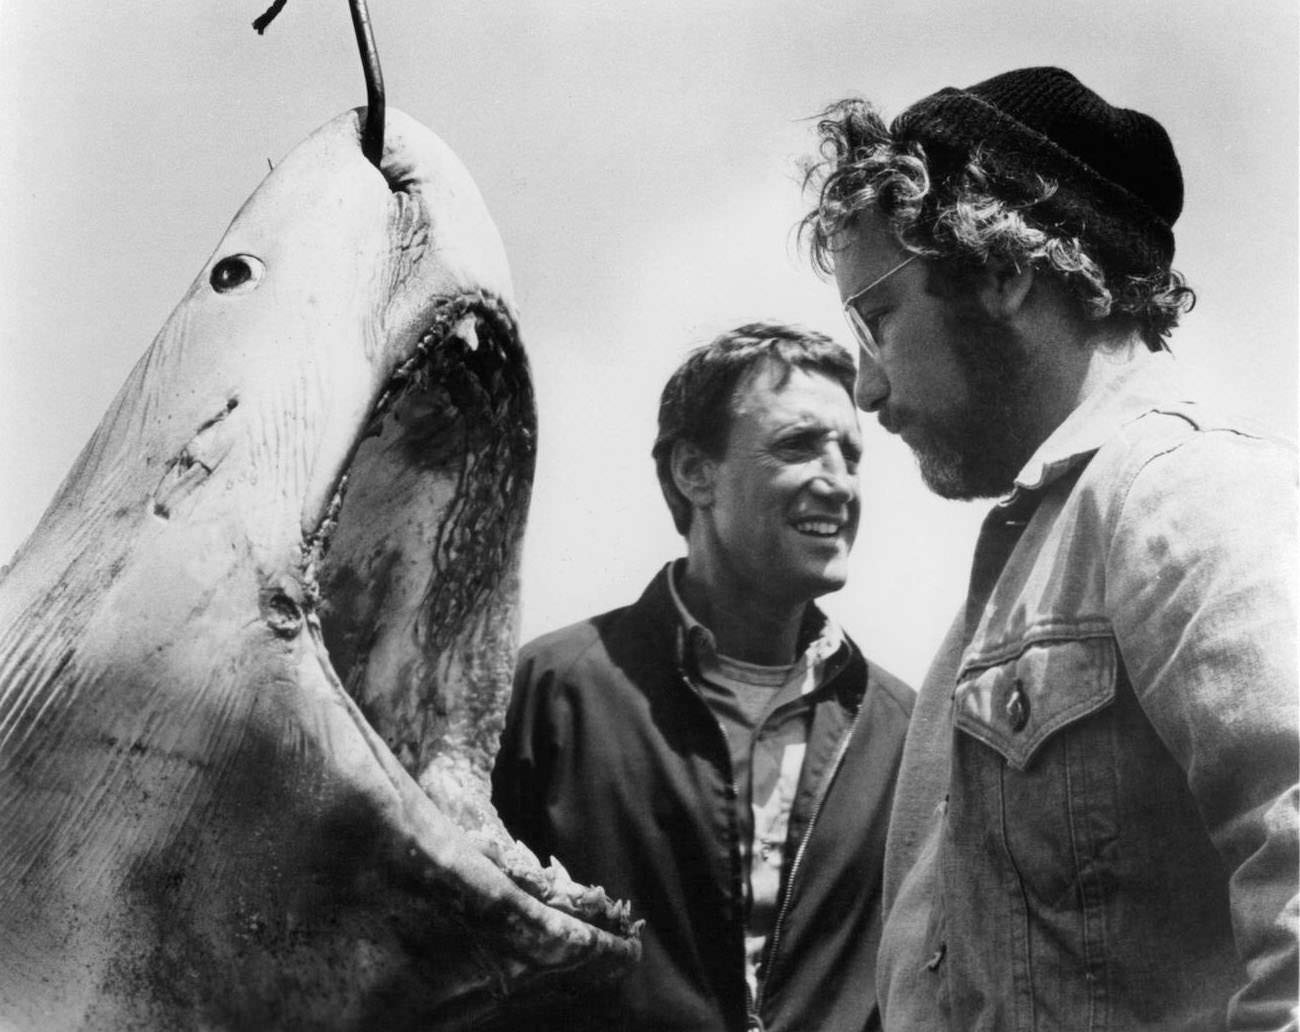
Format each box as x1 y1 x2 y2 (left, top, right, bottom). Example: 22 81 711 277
854 353 888 412
812 448 857 500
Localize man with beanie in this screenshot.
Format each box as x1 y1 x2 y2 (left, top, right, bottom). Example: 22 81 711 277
801 67 1298 1029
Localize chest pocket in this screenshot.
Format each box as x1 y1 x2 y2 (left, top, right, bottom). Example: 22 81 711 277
954 635 1116 770
949 635 1123 911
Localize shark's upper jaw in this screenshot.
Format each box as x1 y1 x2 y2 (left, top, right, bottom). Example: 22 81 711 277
298 297 519 593
305 292 638 955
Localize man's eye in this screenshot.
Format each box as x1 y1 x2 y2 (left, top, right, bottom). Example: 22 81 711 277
776 438 818 458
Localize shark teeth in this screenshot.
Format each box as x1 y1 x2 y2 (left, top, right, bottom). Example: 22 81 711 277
476 834 639 938
300 472 350 600
304 317 448 587
370 327 441 425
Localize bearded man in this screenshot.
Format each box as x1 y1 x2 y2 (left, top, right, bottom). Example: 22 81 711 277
801 66 1298 1030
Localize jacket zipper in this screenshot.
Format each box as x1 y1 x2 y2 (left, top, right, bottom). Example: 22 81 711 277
681 671 764 1031
751 696 865 1018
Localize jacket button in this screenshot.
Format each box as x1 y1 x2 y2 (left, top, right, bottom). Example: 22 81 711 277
1006 679 1029 732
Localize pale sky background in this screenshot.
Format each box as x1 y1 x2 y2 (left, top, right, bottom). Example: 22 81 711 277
1 0 1295 688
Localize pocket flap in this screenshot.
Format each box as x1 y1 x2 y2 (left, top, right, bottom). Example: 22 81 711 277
954 637 1117 770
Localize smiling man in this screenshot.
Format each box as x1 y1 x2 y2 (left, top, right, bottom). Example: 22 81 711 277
801 67 1299 1030
492 323 913 1031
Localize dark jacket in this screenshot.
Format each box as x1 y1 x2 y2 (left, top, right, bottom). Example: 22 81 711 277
491 567 914 1031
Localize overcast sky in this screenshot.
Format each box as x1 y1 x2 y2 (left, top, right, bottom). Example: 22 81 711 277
1 0 1295 686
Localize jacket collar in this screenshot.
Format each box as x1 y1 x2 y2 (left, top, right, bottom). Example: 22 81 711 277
654 560 852 691
1012 347 1190 495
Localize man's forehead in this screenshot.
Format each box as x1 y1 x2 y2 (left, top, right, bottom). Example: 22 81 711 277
831 214 908 293
731 363 854 423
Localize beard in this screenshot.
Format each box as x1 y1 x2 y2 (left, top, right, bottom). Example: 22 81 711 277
903 310 1037 500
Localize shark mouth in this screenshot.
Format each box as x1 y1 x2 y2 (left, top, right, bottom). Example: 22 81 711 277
307 295 638 961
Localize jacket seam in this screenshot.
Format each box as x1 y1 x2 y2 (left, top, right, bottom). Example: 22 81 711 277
961 624 1113 673
522 625 619 689
1104 435 1191 555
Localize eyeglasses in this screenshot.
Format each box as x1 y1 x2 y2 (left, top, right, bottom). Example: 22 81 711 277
841 254 919 362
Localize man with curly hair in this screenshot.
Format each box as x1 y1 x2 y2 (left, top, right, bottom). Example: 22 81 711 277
801 67 1298 1029
493 323 913 1030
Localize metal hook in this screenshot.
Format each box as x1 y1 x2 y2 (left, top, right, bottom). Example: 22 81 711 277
348 0 386 169
252 0 386 170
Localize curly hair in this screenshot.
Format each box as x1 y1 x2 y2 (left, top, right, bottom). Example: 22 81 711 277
798 99 1195 349
651 322 855 535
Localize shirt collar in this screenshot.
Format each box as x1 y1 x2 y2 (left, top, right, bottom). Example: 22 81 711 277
1013 347 1191 494
663 559 847 686
666 559 721 672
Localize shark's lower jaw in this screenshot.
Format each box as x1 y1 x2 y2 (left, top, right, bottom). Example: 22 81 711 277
311 294 637 943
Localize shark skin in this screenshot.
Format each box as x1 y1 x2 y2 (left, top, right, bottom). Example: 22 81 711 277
0 107 638 1031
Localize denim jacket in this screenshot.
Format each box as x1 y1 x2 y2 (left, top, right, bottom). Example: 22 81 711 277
878 350 1299 1031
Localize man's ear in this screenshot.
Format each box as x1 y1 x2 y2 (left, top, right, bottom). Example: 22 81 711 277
670 440 716 510
973 258 1035 320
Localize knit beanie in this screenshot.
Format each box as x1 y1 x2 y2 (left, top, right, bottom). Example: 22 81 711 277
891 67 1182 277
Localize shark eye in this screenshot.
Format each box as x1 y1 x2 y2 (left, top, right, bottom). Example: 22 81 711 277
209 254 265 294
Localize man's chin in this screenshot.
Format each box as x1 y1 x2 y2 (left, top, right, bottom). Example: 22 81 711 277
914 440 1014 501
919 460 988 501
802 563 850 599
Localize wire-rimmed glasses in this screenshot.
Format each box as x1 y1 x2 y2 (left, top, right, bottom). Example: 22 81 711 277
841 254 919 361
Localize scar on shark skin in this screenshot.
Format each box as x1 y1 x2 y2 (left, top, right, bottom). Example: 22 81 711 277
151 398 240 520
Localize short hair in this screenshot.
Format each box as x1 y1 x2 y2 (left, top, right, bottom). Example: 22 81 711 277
798 96 1196 349
651 322 855 535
